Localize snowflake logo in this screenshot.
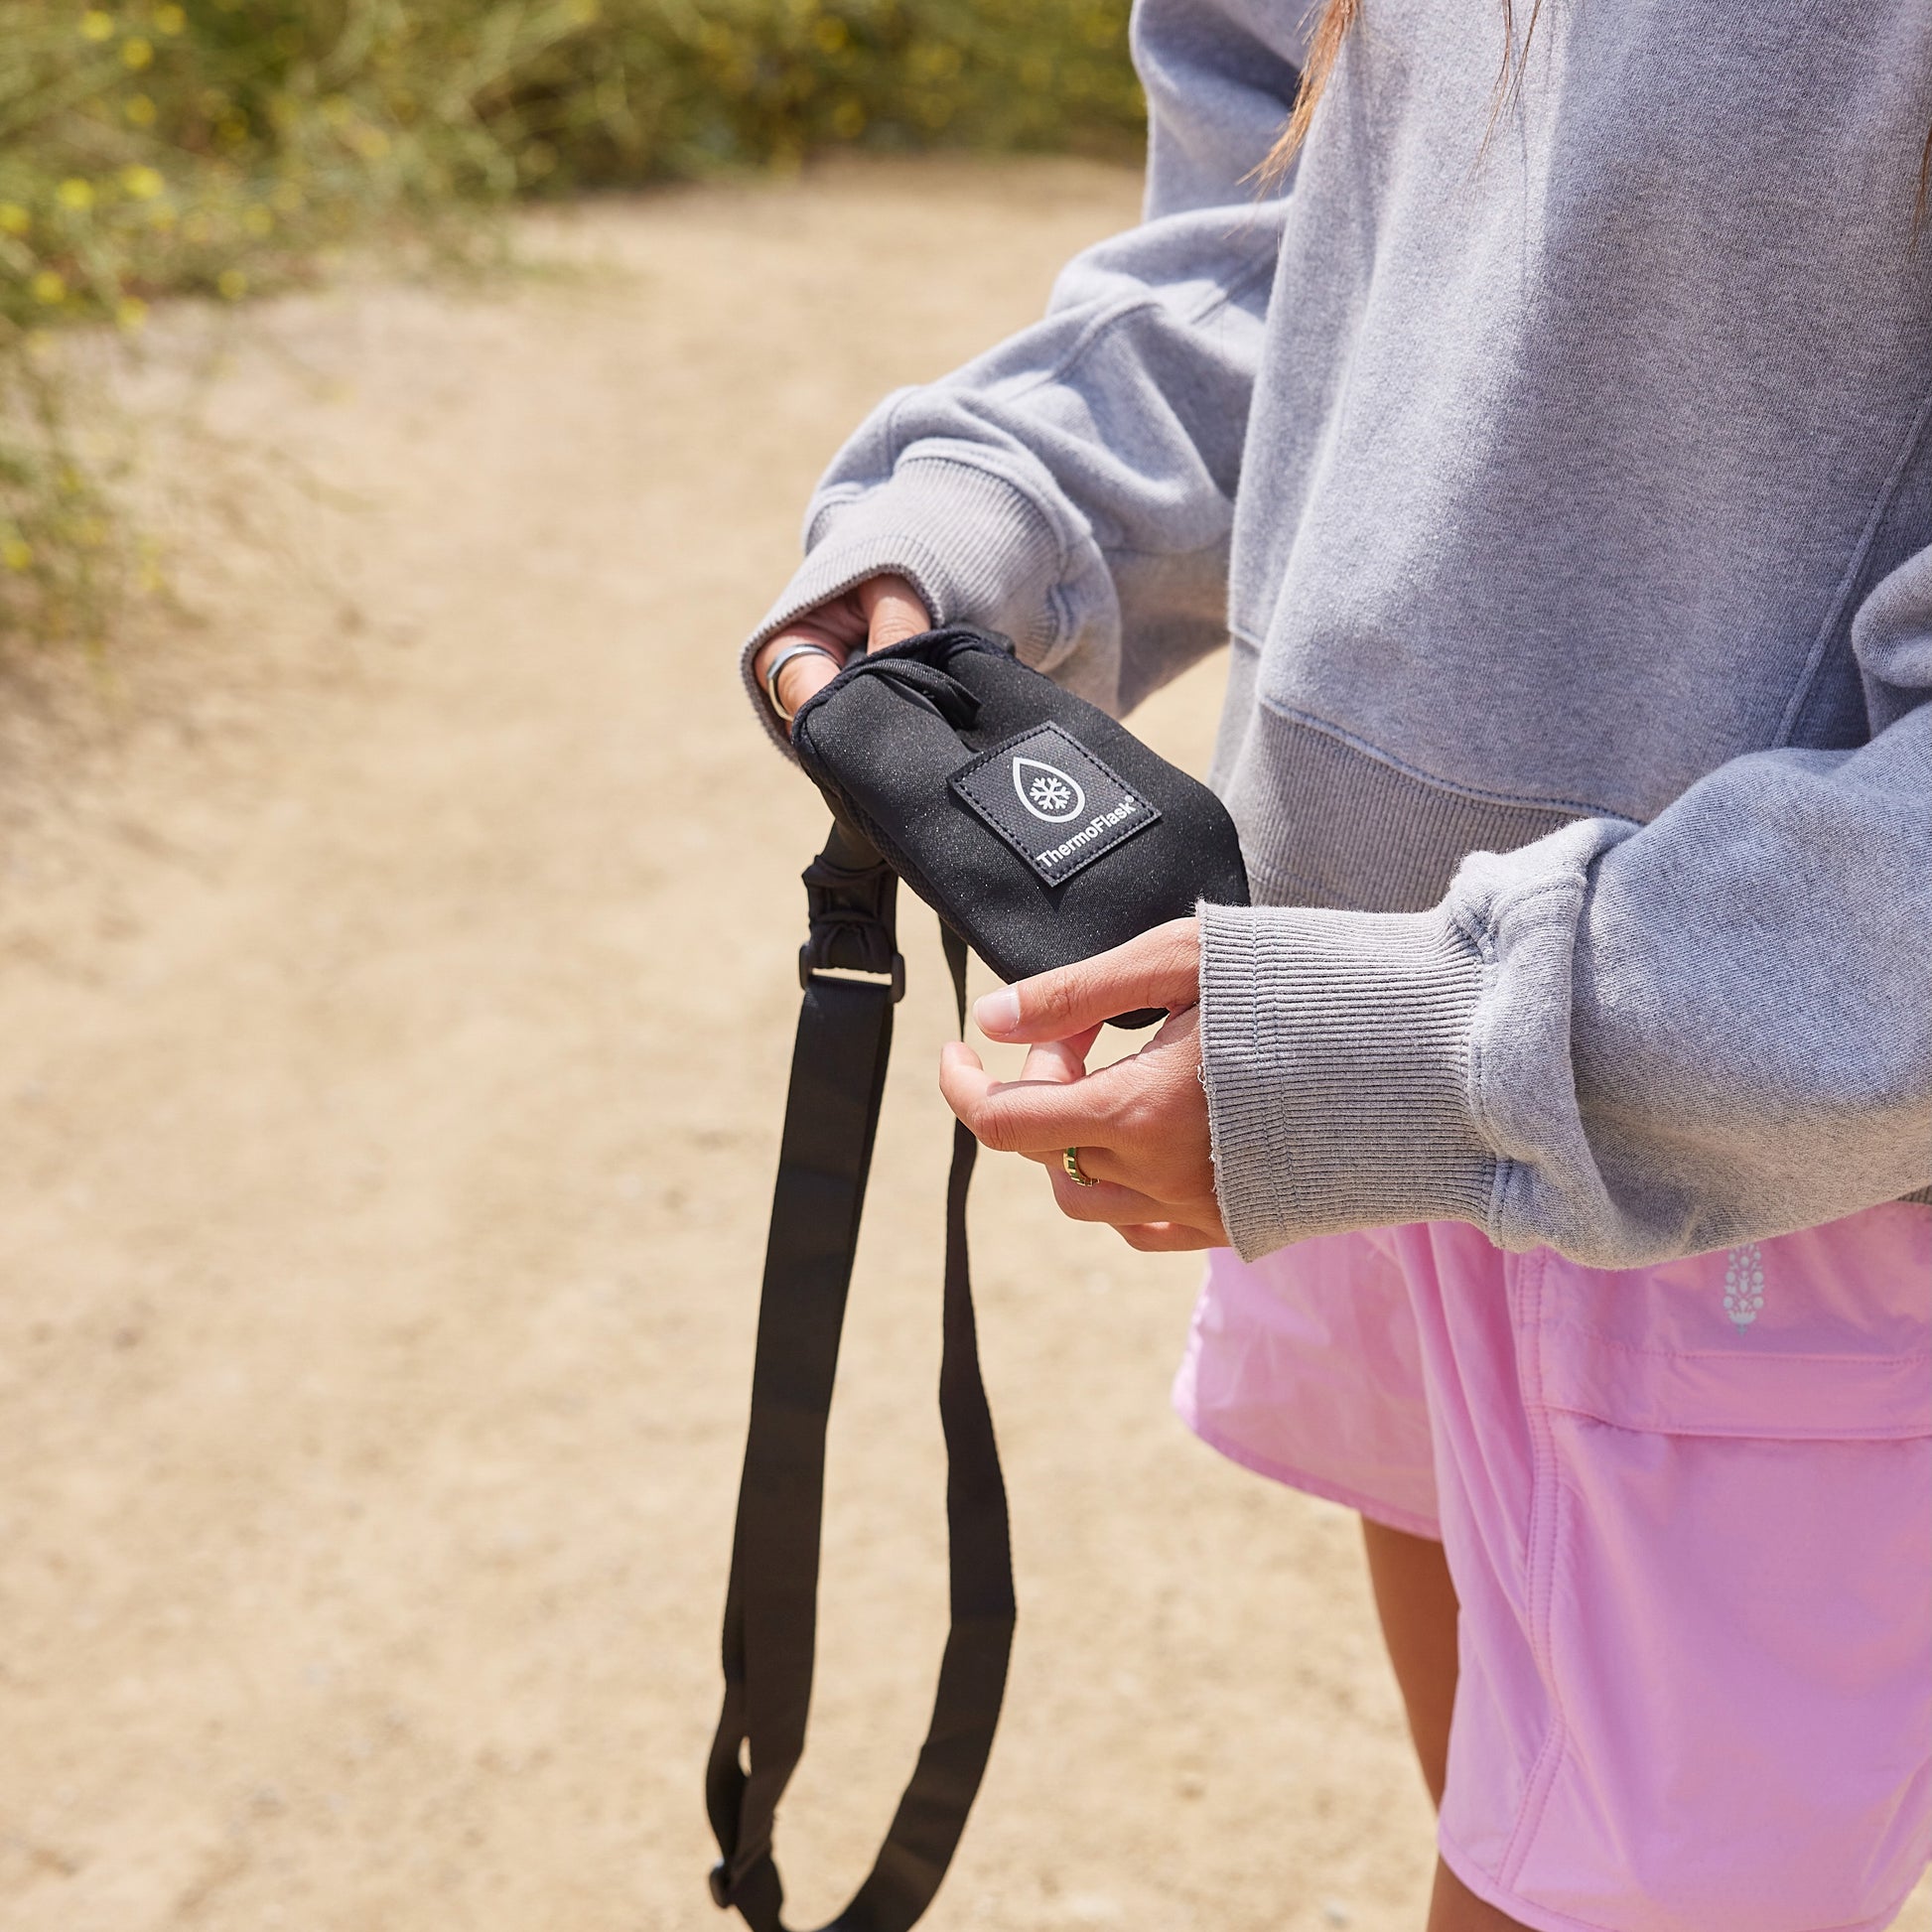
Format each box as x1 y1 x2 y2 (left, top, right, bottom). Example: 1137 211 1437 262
1722 1243 1765 1329
1011 753 1086 821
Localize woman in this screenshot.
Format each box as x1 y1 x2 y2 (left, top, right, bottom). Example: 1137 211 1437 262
744 4 1932 1926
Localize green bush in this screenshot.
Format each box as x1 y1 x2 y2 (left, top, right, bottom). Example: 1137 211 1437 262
487 0 1145 188
0 0 1142 639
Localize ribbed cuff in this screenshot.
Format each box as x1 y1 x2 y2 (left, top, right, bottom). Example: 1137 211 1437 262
739 456 1067 757
1197 901 1500 1260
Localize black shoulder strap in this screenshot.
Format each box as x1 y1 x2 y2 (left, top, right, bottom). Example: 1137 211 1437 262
705 819 1016 1932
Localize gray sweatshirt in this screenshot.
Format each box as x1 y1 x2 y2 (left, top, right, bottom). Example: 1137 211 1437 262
743 0 1932 1268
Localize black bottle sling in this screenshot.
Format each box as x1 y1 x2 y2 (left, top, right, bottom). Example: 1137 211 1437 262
705 626 1249 1931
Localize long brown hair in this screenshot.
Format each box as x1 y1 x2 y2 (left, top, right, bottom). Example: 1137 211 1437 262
1261 0 1362 183
1262 0 1932 226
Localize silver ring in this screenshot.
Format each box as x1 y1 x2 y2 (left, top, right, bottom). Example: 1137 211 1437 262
763 641 848 722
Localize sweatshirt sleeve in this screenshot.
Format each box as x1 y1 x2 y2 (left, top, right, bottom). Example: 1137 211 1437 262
1198 541 1932 1268
740 0 1306 751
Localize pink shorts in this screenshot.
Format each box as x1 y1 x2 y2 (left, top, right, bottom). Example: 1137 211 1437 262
1173 1206 1932 1932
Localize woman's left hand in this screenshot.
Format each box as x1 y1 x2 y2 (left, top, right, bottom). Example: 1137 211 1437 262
937 916 1228 1252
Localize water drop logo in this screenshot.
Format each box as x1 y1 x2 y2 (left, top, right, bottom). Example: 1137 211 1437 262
1012 756 1086 824
1722 1243 1765 1329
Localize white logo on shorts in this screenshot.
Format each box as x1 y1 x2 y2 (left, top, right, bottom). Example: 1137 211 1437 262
1012 756 1086 823
1722 1244 1764 1328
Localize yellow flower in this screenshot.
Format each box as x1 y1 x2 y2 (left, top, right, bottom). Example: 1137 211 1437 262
270 180 303 212
31 269 66 304
121 35 154 69
155 3 186 32
119 164 166 200
241 206 272 235
116 295 149 332
910 41 962 81
125 93 158 126
57 178 96 211
350 126 390 160
79 9 113 40
216 267 247 300
2 537 33 572
0 204 29 235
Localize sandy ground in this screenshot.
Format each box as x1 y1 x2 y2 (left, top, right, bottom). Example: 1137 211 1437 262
0 157 1924 1932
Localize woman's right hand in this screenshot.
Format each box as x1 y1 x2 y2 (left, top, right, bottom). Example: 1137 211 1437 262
753 574 933 730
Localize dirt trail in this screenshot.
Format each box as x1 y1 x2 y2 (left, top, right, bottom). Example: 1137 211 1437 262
0 158 1922 1932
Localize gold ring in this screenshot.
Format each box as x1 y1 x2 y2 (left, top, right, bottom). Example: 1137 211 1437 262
1063 1147 1096 1187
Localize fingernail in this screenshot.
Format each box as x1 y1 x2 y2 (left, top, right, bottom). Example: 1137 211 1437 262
974 986 1020 1035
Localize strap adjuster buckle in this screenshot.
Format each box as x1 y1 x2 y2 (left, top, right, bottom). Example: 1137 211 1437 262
798 940 905 1003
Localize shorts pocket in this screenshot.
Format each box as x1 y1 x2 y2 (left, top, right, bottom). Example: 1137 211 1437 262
1533 1202 1931 1441
1498 1209 1932 1931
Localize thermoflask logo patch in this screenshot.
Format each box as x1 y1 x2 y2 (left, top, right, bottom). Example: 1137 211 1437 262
949 722 1161 886
1013 757 1085 823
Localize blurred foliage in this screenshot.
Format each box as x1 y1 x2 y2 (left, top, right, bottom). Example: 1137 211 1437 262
488 0 1145 186
0 0 1141 639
